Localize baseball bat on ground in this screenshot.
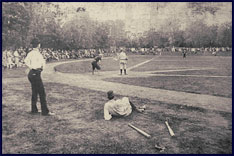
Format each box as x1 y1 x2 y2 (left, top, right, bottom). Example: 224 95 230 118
128 123 151 138
165 121 175 136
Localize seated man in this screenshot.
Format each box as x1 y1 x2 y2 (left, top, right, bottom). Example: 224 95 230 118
104 90 145 120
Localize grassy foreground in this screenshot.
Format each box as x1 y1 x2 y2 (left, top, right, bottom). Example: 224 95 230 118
2 66 232 154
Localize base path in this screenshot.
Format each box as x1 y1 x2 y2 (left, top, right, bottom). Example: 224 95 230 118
42 59 232 113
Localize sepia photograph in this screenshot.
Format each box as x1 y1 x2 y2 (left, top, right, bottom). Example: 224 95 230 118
2 2 232 154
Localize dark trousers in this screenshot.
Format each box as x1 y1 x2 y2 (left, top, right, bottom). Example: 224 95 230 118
129 101 137 111
28 69 49 115
91 61 101 70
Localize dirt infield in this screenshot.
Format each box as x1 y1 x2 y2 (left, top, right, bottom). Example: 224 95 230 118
42 58 232 113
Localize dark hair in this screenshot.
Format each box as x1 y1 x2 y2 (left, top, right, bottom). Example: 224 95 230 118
107 90 114 100
31 38 40 48
108 96 114 100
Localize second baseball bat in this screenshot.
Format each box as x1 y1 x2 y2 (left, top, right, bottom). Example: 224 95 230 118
165 121 175 136
128 123 151 138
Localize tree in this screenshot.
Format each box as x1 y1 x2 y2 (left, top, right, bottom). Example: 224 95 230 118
173 31 186 47
21 2 64 48
184 20 211 47
216 22 232 47
2 2 30 49
188 2 220 15
93 23 110 48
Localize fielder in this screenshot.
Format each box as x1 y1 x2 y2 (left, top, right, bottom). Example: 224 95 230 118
118 50 128 75
182 49 187 59
104 90 145 120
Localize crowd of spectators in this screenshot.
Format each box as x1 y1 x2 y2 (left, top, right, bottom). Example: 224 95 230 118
127 47 232 55
40 48 113 62
2 46 232 69
2 47 113 69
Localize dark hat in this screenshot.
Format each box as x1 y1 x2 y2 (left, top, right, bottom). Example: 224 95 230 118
107 90 114 99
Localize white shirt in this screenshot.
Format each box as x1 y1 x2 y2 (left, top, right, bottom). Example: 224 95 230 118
13 51 19 57
119 52 127 60
24 48 46 70
104 97 132 120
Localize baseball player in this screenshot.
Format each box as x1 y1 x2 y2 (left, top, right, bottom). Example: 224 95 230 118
182 49 187 59
118 50 128 75
91 54 102 75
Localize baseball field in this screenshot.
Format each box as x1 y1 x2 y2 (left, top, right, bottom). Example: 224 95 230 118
2 54 232 154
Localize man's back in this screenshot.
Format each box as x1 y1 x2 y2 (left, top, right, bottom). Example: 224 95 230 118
104 97 132 120
24 48 45 70
94 56 102 62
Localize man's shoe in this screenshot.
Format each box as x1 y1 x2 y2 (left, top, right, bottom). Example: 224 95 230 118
31 110 41 114
48 112 55 116
139 105 146 110
42 112 55 116
137 108 145 113
155 143 165 152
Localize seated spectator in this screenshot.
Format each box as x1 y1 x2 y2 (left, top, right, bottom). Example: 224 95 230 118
104 90 145 120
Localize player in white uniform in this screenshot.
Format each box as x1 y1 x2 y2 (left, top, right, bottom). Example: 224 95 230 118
118 50 128 75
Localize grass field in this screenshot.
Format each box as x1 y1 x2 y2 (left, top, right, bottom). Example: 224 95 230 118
131 56 232 73
105 76 232 98
2 54 232 154
56 55 232 98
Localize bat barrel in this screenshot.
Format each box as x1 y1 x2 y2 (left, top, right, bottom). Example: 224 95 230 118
128 124 151 138
165 121 175 136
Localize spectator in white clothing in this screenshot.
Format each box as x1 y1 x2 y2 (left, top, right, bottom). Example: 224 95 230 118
24 38 55 116
104 90 145 120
